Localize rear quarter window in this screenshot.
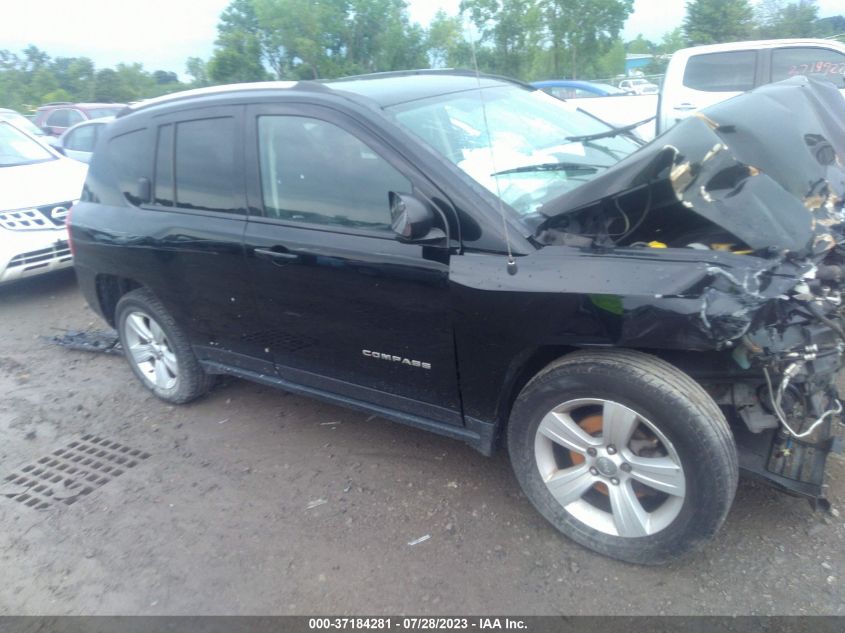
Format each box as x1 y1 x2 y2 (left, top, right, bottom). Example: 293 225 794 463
108 128 151 205
682 50 757 92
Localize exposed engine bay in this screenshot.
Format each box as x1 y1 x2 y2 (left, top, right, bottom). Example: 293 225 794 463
535 77 845 500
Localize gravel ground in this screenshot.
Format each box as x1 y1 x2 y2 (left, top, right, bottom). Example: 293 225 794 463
0 270 843 615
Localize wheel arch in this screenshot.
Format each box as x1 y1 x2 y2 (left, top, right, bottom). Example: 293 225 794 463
492 344 579 448
492 345 731 450
95 274 143 327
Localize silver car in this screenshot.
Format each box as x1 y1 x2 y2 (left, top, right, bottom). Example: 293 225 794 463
55 117 113 164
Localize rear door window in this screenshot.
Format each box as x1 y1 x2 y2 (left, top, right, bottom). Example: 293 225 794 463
771 47 845 87
172 117 241 214
682 51 757 92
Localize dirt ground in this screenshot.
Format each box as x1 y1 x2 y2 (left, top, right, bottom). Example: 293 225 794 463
1 270 843 616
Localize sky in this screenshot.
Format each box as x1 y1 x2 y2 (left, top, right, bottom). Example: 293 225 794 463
0 0 842 79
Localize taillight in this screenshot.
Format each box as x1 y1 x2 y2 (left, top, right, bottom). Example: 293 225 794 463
66 204 75 257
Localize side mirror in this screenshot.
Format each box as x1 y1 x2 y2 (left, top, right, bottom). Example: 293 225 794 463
389 192 445 243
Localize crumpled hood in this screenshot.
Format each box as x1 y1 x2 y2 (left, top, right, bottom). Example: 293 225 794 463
539 77 845 256
0 158 87 211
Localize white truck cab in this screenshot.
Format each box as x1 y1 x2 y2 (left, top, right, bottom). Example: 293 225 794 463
658 38 845 134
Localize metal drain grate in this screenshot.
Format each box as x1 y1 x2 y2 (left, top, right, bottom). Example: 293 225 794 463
1 435 150 510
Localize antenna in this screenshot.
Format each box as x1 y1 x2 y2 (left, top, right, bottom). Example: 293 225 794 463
466 21 518 277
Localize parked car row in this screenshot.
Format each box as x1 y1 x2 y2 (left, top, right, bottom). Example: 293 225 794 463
32 101 124 137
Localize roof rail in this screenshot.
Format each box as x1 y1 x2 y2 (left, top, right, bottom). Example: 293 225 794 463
122 81 324 116
41 101 73 106
328 68 534 90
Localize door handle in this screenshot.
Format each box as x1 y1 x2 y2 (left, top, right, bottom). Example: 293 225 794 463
254 247 300 264
674 103 697 111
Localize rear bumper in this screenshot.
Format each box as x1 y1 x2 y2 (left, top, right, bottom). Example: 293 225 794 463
0 227 73 283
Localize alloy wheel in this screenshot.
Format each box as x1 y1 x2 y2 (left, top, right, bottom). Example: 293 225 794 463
534 398 686 537
123 310 179 390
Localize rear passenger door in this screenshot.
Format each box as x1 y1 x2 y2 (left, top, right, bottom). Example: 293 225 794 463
242 103 463 425
137 106 261 364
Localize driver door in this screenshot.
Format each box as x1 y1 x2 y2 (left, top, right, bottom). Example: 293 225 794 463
242 103 463 425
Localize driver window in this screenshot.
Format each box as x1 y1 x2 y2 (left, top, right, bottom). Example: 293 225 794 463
257 115 410 230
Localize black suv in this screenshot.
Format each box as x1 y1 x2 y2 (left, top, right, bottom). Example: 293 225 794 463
69 72 845 564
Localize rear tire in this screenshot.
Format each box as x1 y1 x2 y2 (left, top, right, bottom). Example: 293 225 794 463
507 349 738 564
115 288 211 404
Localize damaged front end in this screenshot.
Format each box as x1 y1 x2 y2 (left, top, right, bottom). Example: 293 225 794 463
536 77 845 500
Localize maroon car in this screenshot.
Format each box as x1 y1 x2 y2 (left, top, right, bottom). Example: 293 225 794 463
33 102 126 137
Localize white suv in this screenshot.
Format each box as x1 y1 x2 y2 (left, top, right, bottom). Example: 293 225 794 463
658 38 845 133
0 122 87 283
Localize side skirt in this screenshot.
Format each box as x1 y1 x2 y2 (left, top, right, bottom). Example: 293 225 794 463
200 360 497 456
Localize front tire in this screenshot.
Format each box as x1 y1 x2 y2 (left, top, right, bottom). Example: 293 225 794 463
115 288 211 404
508 349 738 564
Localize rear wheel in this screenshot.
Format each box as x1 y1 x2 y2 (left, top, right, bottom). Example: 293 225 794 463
508 349 738 564
115 288 211 404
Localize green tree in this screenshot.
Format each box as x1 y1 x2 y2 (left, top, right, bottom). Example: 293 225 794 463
252 0 346 79
346 0 428 74
0 51 27 110
26 68 60 104
209 0 270 82
21 45 50 74
0 46 188 110
185 57 211 87
427 10 473 68
52 57 95 100
461 0 543 78
657 27 687 54
625 34 655 54
816 15 845 39
153 70 179 85
593 38 626 78
683 0 754 44
250 0 429 79
757 0 820 38
93 68 130 102
539 0 634 79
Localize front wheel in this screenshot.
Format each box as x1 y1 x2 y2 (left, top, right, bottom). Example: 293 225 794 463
115 288 211 404
508 349 738 564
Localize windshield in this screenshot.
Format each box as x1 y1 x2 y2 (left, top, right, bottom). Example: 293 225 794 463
87 107 123 119
388 85 640 217
0 111 45 137
0 122 56 166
